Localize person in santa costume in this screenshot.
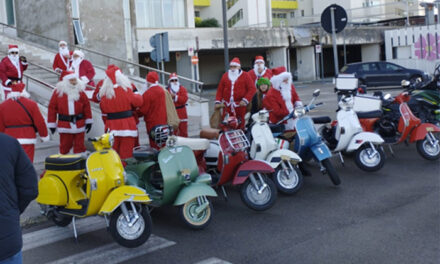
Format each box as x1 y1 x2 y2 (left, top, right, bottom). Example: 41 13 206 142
215 57 255 130
166 72 188 137
99 65 142 160
69 50 95 90
139 71 168 149
263 66 302 130
52 40 72 77
0 83 49 162
47 71 93 154
247 55 273 86
0 45 28 101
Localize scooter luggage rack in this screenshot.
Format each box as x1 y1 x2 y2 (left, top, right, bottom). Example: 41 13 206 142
224 130 250 152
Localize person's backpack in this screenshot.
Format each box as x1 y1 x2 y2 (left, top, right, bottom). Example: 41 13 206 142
163 88 180 130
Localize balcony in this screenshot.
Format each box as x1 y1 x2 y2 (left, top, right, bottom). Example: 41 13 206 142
194 0 210 7
271 0 297 10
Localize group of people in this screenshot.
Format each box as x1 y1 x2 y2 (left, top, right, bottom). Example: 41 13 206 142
0 41 189 163
215 55 302 130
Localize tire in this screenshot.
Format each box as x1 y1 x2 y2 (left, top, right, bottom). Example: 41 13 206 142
321 158 341 186
354 144 385 172
179 197 213 230
49 209 72 227
416 136 440 160
109 203 152 248
273 163 303 195
240 174 277 211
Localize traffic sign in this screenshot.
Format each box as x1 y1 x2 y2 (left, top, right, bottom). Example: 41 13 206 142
149 32 170 62
191 56 199 65
315 44 322 53
321 4 347 34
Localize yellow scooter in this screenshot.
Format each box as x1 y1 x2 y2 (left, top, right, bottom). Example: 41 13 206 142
37 134 153 248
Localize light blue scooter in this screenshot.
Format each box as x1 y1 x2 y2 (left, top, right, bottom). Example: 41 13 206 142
275 89 341 186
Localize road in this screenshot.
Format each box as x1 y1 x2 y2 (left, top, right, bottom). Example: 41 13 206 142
22 82 440 264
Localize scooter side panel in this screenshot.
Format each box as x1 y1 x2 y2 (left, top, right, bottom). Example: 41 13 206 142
309 142 332 161
250 123 277 160
232 160 274 185
99 186 151 215
173 183 218 206
294 117 321 157
409 123 440 142
346 132 385 152
266 149 302 169
36 174 68 206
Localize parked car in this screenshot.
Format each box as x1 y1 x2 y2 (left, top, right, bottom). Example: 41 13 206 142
340 62 429 87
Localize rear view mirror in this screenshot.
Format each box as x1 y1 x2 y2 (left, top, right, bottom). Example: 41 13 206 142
313 89 320 97
401 79 410 87
383 93 391 100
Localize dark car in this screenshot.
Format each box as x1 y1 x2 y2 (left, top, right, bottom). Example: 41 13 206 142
340 62 428 87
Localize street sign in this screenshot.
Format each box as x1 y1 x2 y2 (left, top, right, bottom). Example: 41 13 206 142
188 47 194 56
191 56 199 65
149 32 170 62
315 44 322 53
321 4 347 34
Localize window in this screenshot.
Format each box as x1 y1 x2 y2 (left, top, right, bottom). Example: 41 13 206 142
71 0 84 44
136 0 185 28
301 10 304 17
383 63 402 71
195 11 200 18
360 63 379 72
228 9 243 27
227 0 239 10
290 11 295 18
5 0 15 25
392 47 398 59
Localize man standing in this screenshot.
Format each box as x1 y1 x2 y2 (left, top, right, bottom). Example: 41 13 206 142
139 71 168 149
215 57 255 129
99 65 143 160
52 40 72 77
0 83 49 162
47 71 93 154
70 50 95 90
247 55 273 85
0 133 38 264
263 67 302 130
0 45 28 101
167 72 188 137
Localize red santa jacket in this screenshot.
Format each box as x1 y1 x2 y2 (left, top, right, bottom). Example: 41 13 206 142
247 68 273 85
139 85 167 131
215 70 255 107
167 85 188 121
52 51 73 74
71 59 96 88
0 56 28 88
0 97 49 145
47 90 93 133
263 85 301 124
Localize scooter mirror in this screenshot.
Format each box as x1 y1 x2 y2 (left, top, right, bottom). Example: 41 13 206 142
383 93 392 100
313 89 320 97
401 79 410 87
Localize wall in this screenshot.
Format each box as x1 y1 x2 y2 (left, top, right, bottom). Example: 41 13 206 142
296 46 316 81
199 0 223 26
14 0 70 49
361 44 380 62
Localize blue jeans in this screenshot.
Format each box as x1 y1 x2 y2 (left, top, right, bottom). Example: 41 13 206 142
0 251 22 264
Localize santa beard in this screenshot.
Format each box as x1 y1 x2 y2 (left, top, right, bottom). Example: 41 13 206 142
59 47 69 57
71 57 83 76
56 79 85 101
228 69 240 82
254 63 265 74
170 82 180 93
280 82 294 112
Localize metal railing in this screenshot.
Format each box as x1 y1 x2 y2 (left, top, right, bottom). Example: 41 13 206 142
0 22 204 91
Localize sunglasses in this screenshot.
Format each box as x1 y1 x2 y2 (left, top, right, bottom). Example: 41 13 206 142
10 52 18 55
170 79 178 82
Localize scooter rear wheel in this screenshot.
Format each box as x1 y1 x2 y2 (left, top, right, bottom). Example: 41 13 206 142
240 174 277 211
179 197 213 230
321 159 341 186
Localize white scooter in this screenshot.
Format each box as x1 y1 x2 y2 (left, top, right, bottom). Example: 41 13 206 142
248 110 303 195
318 95 386 171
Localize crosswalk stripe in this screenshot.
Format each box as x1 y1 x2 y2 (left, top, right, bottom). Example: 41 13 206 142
23 216 105 251
45 235 175 264
193 257 233 264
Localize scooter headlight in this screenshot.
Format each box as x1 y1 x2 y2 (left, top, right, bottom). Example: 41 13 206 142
108 133 114 147
294 106 305 117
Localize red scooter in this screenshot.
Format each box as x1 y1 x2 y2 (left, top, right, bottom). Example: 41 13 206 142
359 82 440 160
198 116 277 211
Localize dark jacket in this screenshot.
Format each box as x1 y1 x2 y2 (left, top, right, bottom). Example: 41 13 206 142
0 133 38 261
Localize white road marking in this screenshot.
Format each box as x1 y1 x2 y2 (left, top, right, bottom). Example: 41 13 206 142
23 216 105 251
45 235 175 264
193 257 233 264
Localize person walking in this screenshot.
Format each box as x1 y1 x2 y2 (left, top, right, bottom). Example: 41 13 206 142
166 73 188 137
52 40 72 77
0 45 28 101
247 55 272 86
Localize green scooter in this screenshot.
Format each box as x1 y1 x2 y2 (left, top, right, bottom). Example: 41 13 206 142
124 126 217 229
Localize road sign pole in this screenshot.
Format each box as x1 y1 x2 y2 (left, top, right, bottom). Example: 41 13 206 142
330 7 339 76
159 33 165 83
222 0 229 72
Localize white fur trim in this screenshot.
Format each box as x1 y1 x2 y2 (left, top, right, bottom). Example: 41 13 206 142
73 50 84 58
59 40 67 46
40 135 50 142
6 92 21 100
57 127 85 133
8 48 19 53
5 79 11 86
230 62 240 67
242 98 249 104
47 122 57 128
64 73 76 80
270 71 292 91
21 61 28 66
85 118 93 124
255 59 264 64
174 95 178 102
17 138 37 144
110 130 138 137
3 86 12 92
215 100 221 104
80 76 89 83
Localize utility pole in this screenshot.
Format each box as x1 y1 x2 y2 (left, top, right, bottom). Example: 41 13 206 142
221 0 229 72
330 6 339 76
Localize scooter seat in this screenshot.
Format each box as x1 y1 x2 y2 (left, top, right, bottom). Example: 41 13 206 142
45 154 86 171
175 136 210 150
356 110 383 119
200 128 220 140
312 116 332 124
132 146 158 161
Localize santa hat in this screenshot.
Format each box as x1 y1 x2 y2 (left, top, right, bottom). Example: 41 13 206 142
7 83 30 99
254 56 265 64
61 70 76 81
271 66 287 76
105 64 121 88
8 44 19 53
59 40 67 46
147 71 159 84
168 72 178 83
229 57 241 67
73 50 84 58
11 83 25 93
270 66 292 90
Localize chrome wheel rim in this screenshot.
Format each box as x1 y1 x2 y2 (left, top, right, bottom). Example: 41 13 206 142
116 210 145 240
359 147 380 167
246 181 271 205
276 169 299 189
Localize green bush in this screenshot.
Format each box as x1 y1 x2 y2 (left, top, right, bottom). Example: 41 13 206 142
195 18 220 27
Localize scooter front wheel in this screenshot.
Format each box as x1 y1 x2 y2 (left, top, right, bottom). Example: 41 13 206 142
416 134 440 160
321 159 341 186
179 197 213 230
273 163 303 195
354 145 385 172
240 173 277 211
109 203 152 248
